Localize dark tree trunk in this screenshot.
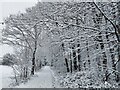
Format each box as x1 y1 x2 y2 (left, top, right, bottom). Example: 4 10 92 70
31 50 36 75
77 43 81 71
62 43 70 72
70 59 72 73
39 60 42 69
72 45 77 71
86 39 90 70
70 52 72 73
23 67 26 78
31 41 37 75
65 58 69 72
31 25 38 75
102 52 108 81
25 67 28 78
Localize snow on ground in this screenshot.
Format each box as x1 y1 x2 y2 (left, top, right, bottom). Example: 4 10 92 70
15 66 60 88
0 65 60 89
0 66 2 90
0 65 14 89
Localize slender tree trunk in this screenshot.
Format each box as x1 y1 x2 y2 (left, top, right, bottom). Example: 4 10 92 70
72 44 77 71
31 51 36 75
70 52 72 73
12 66 18 84
31 41 37 75
65 58 69 72
23 67 25 79
25 67 28 78
31 25 38 75
62 43 70 72
77 43 81 71
86 38 90 70
70 59 72 73
39 60 42 69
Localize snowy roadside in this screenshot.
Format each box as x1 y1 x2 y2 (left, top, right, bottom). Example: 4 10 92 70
0 66 2 90
49 67 61 88
0 65 14 89
0 65 61 89
14 66 60 88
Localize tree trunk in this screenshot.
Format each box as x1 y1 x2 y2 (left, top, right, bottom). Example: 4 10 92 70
70 59 72 73
86 38 90 70
31 50 36 75
62 43 70 72
31 41 37 75
70 52 72 73
23 67 25 78
116 45 120 82
39 60 42 69
72 45 77 71
65 58 69 72
25 67 28 78
77 43 81 71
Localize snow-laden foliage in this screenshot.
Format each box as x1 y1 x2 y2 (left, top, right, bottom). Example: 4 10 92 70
2 1 120 88
59 70 119 88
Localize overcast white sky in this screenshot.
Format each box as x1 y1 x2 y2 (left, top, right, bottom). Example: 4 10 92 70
0 0 39 58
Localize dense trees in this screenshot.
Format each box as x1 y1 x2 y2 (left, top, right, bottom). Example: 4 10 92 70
2 1 120 87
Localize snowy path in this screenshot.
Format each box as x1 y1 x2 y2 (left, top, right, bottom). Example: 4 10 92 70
15 66 60 88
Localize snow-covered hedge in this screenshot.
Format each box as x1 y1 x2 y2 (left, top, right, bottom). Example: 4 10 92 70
60 70 118 88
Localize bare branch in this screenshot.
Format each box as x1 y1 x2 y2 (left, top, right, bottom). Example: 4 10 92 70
93 2 120 42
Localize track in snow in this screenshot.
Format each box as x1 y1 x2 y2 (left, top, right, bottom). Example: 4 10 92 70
15 66 60 88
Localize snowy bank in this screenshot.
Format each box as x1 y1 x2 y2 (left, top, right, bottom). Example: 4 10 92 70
59 70 119 88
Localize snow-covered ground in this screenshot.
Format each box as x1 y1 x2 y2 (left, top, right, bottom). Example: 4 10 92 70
15 66 60 88
0 65 60 89
0 66 2 90
0 65 14 89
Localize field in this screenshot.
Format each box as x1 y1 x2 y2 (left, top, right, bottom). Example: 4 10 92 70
0 65 14 89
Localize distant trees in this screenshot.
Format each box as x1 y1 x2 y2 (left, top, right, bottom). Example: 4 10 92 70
2 53 16 66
